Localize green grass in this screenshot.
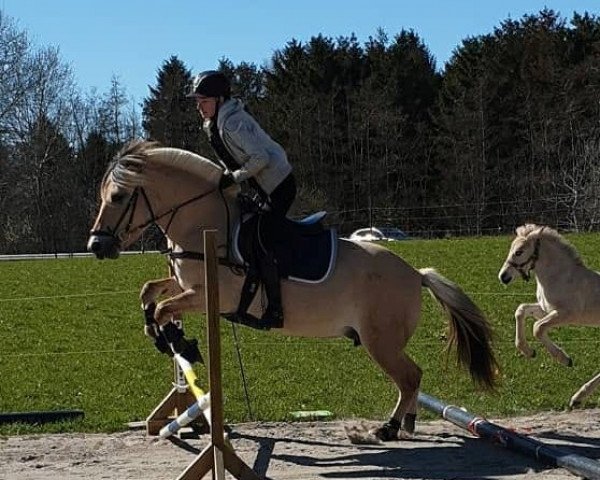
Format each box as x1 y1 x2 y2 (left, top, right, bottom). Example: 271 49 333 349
1 233 600 434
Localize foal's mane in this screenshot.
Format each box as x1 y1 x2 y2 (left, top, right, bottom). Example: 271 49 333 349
106 139 222 188
516 224 583 265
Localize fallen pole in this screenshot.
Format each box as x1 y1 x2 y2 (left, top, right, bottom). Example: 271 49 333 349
418 392 600 480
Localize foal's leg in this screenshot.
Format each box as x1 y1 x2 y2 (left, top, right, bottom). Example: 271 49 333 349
532 310 573 367
514 303 546 358
570 371 600 408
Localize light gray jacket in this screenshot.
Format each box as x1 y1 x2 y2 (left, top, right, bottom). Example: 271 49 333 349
216 98 291 194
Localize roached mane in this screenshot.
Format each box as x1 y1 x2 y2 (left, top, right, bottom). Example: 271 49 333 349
105 139 222 188
515 223 583 266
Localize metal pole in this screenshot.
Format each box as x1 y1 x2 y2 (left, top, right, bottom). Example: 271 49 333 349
230 322 254 421
418 392 600 480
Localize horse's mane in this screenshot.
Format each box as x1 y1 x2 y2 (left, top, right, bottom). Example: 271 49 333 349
516 223 583 266
106 139 222 188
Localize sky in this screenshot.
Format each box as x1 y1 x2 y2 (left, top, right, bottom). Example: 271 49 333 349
2 0 598 106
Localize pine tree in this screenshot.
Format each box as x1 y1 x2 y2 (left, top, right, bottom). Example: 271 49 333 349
142 56 201 152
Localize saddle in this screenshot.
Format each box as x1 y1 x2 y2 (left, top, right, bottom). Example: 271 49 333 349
232 211 337 283
222 211 337 330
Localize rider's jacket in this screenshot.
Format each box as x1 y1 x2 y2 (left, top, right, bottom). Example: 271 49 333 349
205 98 291 195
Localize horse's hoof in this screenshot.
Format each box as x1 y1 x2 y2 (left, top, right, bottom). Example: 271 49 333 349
566 358 573 368
518 349 535 359
402 413 417 434
372 422 400 442
569 399 581 409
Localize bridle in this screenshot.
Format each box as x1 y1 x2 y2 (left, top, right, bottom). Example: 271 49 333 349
90 186 216 247
507 229 544 281
90 184 240 269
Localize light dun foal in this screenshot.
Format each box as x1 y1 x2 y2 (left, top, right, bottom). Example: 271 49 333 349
499 224 600 407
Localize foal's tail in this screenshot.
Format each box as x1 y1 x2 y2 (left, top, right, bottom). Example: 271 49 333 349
420 267 498 390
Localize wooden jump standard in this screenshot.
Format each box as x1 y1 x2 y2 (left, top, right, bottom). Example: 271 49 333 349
177 229 261 480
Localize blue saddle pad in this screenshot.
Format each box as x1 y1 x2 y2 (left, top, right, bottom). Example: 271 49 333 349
232 213 337 284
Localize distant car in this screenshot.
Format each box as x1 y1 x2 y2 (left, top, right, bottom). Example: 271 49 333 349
348 227 409 242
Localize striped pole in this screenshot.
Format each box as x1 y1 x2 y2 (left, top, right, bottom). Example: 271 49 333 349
158 354 212 439
159 393 211 439
418 392 600 480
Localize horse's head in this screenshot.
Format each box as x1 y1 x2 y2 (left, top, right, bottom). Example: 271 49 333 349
87 139 224 259
498 224 546 284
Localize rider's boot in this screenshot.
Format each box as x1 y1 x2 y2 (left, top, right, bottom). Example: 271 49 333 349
257 253 284 330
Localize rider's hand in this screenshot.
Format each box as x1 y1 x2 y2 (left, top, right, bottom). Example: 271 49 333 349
219 171 235 189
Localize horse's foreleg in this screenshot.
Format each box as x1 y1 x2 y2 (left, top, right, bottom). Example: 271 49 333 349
154 288 204 327
514 303 545 358
140 276 182 310
532 310 573 367
570 371 600 408
140 276 182 339
151 288 205 364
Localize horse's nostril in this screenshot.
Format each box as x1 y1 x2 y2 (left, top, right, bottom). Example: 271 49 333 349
89 240 101 253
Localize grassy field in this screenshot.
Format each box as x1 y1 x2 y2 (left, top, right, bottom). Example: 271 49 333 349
1 232 600 434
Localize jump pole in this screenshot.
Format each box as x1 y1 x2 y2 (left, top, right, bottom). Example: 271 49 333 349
177 229 261 480
146 266 210 436
418 392 600 480
158 354 212 439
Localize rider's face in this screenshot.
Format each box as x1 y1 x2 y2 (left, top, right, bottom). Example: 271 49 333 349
195 96 218 119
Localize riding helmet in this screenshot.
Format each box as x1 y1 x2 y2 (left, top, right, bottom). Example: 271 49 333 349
187 70 231 98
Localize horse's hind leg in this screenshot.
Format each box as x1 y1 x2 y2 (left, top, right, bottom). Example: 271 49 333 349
570 371 600 408
363 343 422 441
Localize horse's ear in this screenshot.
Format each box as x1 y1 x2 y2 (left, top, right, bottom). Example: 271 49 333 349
516 224 532 237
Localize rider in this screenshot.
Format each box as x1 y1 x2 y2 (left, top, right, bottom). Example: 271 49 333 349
187 70 297 329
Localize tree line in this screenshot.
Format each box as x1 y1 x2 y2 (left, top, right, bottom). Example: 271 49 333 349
1 8 599 253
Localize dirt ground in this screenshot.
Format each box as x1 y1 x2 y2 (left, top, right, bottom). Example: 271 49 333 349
2 408 600 480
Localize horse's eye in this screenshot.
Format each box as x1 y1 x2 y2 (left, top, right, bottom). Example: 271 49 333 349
515 250 523 257
111 192 127 204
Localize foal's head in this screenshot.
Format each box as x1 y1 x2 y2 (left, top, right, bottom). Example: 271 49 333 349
498 224 581 284
498 224 548 284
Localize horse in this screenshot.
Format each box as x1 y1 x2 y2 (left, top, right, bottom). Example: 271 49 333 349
87 139 498 440
498 224 600 407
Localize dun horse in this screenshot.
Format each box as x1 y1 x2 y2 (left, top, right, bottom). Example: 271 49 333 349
499 224 600 407
87 140 497 440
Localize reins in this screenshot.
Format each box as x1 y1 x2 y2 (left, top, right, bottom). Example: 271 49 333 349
91 186 215 242
165 186 242 270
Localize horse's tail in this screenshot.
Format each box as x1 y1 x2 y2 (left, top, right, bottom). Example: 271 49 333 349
419 267 498 390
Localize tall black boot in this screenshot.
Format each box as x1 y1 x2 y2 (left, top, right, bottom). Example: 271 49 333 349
258 253 284 329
